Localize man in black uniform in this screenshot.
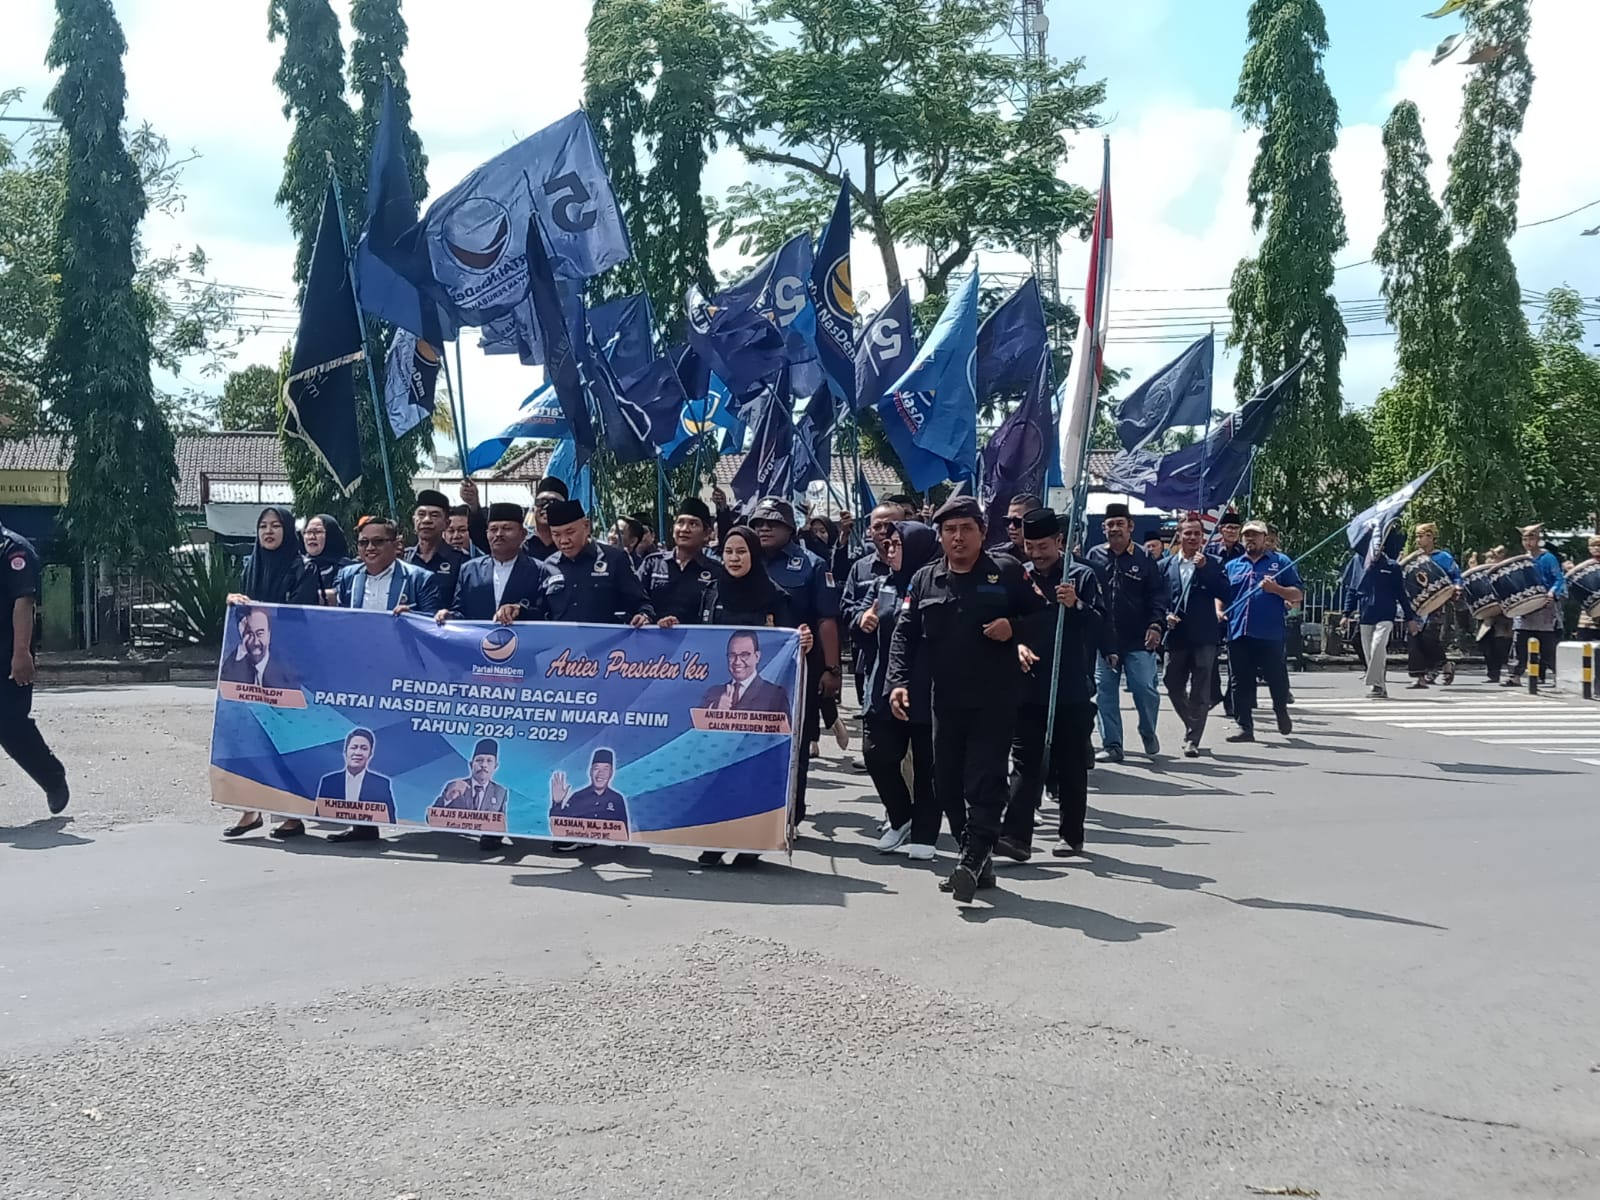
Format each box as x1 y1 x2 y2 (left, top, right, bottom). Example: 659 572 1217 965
840 502 902 699
1 522 68 814
637 497 718 627
404 489 468 611
1085 502 1167 762
886 496 1045 902
997 508 1106 862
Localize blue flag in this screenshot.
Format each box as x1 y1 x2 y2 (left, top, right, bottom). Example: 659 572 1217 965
1114 333 1214 451
978 348 1054 543
463 382 568 474
684 285 788 404
587 326 657 465
883 269 979 479
546 435 596 512
810 178 855 403
855 287 914 413
283 182 364 494
382 328 439 440
976 277 1047 403
730 376 795 504
718 232 823 398
588 294 656 388
524 214 596 456
856 467 878 516
355 82 457 346
1347 464 1440 552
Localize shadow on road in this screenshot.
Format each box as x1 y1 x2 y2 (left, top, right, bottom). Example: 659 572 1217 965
1214 894 1447 930
957 890 1175 941
508 855 895 906
0 816 93 850
1432 761 1581 777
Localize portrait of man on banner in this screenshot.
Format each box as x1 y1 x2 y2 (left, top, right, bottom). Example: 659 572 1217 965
220 606 297 690
314 727 396 823
550 748 631 841
701 631 790 713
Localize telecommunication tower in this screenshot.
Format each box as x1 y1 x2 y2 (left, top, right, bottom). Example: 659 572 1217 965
1006 0 1061 309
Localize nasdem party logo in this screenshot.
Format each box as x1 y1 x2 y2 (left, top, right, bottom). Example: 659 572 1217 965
479 627 518 664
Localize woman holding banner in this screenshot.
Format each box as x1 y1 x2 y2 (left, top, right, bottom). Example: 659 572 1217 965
221 506 321 840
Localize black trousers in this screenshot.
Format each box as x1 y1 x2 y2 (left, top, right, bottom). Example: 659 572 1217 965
792 670 822 823
1408 625 1447 677
0 678 66 796
1479 630 1512 682
1003 700 1094 850
1164 643 1219 745
932 703 1015 857
1227 637 1290 735
862 715 936 835
1512 629 1558 682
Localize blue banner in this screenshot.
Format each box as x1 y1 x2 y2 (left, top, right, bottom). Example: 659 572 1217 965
211 605 802 853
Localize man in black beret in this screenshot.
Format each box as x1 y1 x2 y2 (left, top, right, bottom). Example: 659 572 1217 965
638 495 719 627
405 487 469 609
1086 500 1168 762
886 494 1047 902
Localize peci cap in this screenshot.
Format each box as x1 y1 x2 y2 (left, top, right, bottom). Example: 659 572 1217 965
545 499 587 528
1218 510 1243 529
932 495 984 527
472 738 499 759
590 748 615 767
1020 508 1060 539
749 496 797 530
676 496 713 526
414 489 450 514
487 501 526 524
534 476 570 499
1103 502 1131 520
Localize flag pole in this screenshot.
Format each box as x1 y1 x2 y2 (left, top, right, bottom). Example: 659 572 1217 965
329 163 398 516
437 350 471 473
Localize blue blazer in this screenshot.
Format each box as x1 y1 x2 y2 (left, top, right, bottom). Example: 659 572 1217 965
449 554 556 621
334 560 440 613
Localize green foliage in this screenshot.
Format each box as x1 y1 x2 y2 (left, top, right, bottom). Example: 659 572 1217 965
1527 288 1600 533
218 364 281 432
714 0 1104 302
584 0 736 343
1226 0 1351 548
1439 0 1536 553
162 542 241 646
44 0 179 569
349 0 428 212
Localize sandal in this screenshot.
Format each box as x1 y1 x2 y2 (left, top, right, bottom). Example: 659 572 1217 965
222 816 263 839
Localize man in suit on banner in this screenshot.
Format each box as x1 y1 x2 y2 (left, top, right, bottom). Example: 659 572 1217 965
701 631 790 712
434 738 510 815
315 727 396 822
219 607 297 689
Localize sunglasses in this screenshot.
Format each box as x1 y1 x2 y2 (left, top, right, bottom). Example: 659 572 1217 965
1006 517 1024 528
749 520 776 530
357 536 394 548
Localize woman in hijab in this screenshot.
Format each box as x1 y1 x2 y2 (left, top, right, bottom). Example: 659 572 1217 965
858 521 943 859
698 526 812 867
302 513 354 601
221 506 320 840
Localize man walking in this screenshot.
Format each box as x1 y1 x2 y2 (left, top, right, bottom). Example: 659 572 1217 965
1223 520 1303 744
1086 502 1167 762
1347 529 1420 699
1160 515 1230 757
0 521 68 815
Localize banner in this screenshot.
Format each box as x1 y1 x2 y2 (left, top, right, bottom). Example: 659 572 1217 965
210 604 803 853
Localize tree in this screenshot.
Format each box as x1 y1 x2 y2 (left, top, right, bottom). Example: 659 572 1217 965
584 0 736 344
714 0 1104 301
1439 0 1535 553
349 0 427 211
1527 288 1600 533
1370 100 1453 521
44 0 179 607
1226 0 1350 549
217 364 281 432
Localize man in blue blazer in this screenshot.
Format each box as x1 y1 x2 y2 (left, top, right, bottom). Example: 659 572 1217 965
333 517 441 615
436 502 556 626
315 727 396 821
1160 514 1232 757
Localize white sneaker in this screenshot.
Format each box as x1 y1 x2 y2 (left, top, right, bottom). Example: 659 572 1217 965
903 843 936 861
833 718 850 751
874 823 911 852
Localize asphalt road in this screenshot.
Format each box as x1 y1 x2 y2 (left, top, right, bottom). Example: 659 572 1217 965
2 675 1597 1198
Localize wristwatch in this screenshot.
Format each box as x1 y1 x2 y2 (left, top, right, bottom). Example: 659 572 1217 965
822 665 841 676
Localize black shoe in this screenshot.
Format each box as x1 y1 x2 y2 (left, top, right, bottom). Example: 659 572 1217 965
45 782 70 815
994 836 1032 863
1182 740 1199 758
731 853 760 867
697 850 724 866
1275 708 1293 735
478 835 504 853
327 825 379 844
222 815 261 839
1051 840 1085 858
269 819 305 840
1225 730 1255 743
941 852 995 902
1095 746 1124 764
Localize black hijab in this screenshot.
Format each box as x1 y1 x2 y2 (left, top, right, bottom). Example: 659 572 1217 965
240 506 306 603
717 526 783 614
305 513 351 584
891 520 938 588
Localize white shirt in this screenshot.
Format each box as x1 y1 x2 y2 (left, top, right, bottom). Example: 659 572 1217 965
343 769 366 804
360 564 396 611
1179 557 1194 588
252 652 271 686
492 557 516 607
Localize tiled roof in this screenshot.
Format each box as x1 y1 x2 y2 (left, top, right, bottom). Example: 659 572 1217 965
0 432 288 508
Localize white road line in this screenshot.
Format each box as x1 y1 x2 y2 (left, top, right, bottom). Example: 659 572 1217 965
1579 759 1600 766
1478 737 1600 744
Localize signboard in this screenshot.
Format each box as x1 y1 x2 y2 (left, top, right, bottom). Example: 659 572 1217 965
0 470 68 506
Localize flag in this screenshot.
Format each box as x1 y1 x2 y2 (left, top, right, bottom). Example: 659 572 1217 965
976 276 1047 403
547 434 596 512
587 293 655 387
1057 138 1114 504
882 268 979 477
718 231 823 397
800 383 838 477
810 177 855 403
856 467 878 516
684 285 789 403
660 382 745 469
1431 31 1468 64
463 382 566 473
855 287 914 413
523 213 596 457
1346 465 1440 552
979 348 1054 545
354 82 457 345
587 326 656 465
1113 333 1214 451
382 328 439 439
283 182 365 495
729 375 795 504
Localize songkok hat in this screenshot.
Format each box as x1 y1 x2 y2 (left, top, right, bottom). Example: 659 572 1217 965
472 738 498 758
546 499 588 527
676 496 713 526
535 476 570 499
1103 502 1131 520
1218 510 1243 529
414 489 450 514
590 748 615 767
487 502 526 524
1020 508 1060 539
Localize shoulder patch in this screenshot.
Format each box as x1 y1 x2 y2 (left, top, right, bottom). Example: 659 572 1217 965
789 557 803 570
986 573 999 583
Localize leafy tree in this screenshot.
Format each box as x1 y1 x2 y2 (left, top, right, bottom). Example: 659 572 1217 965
44 0 179 601
217 364 281 432
1527 288 1600 533
1440 0 1535 553
714 0 1104 301
349 0 428 211
1226 0 1350 549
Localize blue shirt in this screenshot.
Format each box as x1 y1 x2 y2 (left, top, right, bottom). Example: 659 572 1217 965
1534 549 1566 598
1429 548 1464 585
1224 551 1303 642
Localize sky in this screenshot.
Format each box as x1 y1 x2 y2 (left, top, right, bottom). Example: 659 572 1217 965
3 0 1597 460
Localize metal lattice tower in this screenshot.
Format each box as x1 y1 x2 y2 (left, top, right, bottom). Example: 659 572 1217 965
1006 0 1061 309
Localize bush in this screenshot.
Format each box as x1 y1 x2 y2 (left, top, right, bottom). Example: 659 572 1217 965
162 543 241 645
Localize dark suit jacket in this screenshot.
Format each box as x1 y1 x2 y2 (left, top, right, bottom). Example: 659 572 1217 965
700 675 790 713
448 554 556 621
220 654 296 689
1160 553 1231 649
314 769 395 821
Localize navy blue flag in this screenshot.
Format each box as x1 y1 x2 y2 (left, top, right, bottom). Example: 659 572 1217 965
1100 447 1163 497
382 328 440 439
854 287 914 413
976 277 1047 403
880 270 979 486
589 294 655 388
810 178 855 403
672 342 710 401
803 384 837 476
1346 464 1440 552
1141 357 1306 511
1114 333 1214 451
283 182 365 494
719 232 824 398
684 285 788 405
587 331 656 464
978 348 1054 544
354 82 457 346
524 213 596 456
856 467 878 516
730 376 795 504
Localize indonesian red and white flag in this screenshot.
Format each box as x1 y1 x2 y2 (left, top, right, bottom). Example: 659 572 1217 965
1057 137 1113 506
